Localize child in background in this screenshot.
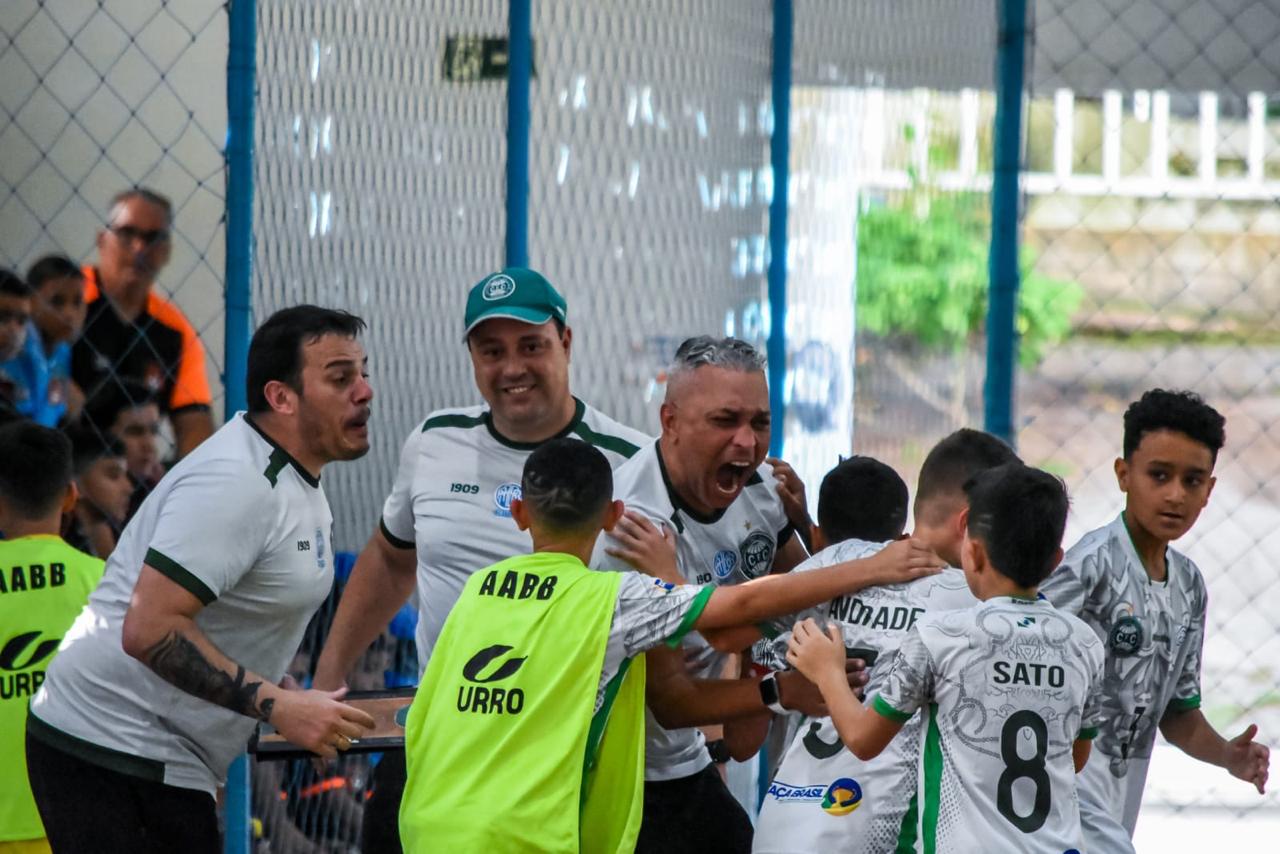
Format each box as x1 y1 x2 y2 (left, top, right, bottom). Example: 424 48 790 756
62 427 132 559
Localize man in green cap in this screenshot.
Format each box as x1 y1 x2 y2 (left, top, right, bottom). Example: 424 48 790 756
313 267 651 852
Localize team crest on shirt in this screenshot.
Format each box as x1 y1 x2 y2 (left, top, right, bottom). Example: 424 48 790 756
314 528 327 569
493 482 522 518
482 274 516 301
712 549 738 580
820 778 863 816
1108 615 1144 656
738 531 775 579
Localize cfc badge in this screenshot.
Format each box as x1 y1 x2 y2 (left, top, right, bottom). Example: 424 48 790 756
738 531 775 579
1108 615 1144 657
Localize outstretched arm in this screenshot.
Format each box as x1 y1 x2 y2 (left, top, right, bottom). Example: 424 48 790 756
313 524 418 690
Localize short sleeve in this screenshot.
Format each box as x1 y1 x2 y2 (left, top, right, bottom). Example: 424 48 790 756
379 427 422 549
1079 634 1106 738
158 299 212 411
1038 550 1102 620
871 625 935 722
144 464 270 604
610 572 714 658
1168 577 1207 715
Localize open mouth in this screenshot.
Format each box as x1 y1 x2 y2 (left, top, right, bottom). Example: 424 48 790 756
714 460 753 496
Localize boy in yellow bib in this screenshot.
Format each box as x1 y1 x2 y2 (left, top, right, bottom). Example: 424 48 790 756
0 422 104 854
401 438 931 852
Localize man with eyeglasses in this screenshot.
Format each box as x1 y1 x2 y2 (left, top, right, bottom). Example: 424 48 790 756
72 188 214 458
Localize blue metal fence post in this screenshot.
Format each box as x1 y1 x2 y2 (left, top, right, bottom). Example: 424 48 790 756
984 0 1028 445
506 0 532 268
767 0 793 459
223 0 256 851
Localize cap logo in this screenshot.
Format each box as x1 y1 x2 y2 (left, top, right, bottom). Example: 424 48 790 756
482 274 516 301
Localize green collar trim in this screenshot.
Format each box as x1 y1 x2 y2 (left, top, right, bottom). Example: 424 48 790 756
483 397 586 451
245 415 320 488
656 442 724 525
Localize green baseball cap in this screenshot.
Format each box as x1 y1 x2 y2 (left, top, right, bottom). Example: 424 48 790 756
463 267 569 339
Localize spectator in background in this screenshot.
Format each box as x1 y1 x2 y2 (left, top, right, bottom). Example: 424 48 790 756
85 379 164 521
72 188 214 458
0 269 33 416
63 426 132 559
0 256 86 427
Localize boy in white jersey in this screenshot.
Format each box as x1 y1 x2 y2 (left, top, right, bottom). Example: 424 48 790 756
27 306 377 853
789 463 1105 854
754 430 1019 853
1039 389 1269 852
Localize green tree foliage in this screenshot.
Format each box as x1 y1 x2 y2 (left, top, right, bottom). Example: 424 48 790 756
855 190 1082 367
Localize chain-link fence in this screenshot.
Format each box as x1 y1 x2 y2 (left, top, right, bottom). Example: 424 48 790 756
6 0 1280 850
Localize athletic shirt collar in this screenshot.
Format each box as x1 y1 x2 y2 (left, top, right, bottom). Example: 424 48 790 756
243 413 321 488
482 396 586 451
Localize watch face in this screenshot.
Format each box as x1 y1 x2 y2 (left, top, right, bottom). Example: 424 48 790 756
760 674 780 706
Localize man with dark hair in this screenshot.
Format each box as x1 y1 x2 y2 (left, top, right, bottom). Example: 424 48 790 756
0 257 85 427
0 269 33 416
72 188 214 457
787 462 1104 853
816 455 909 545
0 422 105 853
1040 388 1268 853
28 305 376 852
753 428 1019 853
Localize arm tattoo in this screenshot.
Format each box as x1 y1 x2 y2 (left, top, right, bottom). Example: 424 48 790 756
145 631 275 722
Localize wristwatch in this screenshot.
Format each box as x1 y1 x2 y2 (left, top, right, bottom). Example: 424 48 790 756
706 738 732 764
758 671 787 714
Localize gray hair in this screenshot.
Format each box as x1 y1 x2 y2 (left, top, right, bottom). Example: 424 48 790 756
108 187 174 227
667 336 766 387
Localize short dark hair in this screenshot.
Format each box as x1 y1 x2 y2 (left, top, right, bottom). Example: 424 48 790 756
964 463 1068 589
66 424 126 476
110 187 174 227
914 428 1020 524
246 306 367 414
0 268 33 299
0 421 73 518
818 456 909 543
1123 388 1225 463
84 378 159 436
26 255 84 291
521 438 613 532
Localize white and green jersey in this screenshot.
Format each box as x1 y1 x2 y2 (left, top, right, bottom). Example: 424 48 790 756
753 540 977 854
592 440 793 781
873 597 1104 854
30 413 335 795
1039 513 1207 844
380 398 649 671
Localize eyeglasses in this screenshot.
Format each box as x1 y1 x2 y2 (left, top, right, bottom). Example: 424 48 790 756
108 224 170 247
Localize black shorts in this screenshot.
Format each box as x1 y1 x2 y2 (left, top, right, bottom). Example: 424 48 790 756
635 762 754 854
25 725 219 854
361 749 407 854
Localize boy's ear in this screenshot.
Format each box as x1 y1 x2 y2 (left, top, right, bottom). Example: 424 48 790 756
965 536 987 575
510 497 531 532
1050 546 1064 569
1205 474 1217 503
1113 457 1129 492
61 482 79 515
810 523 826 551
600 499 625 532
954 505 970 539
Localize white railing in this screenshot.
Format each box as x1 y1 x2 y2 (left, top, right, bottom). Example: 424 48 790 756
855 88 1280 201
